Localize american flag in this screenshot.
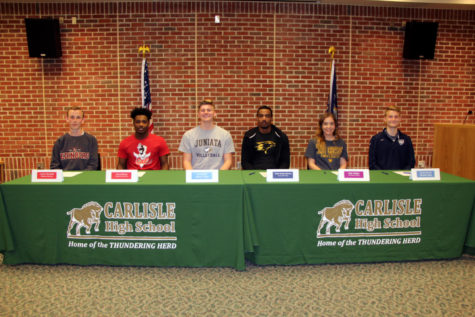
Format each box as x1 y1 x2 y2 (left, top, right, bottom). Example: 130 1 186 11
141 58 153 133
327 59 338 121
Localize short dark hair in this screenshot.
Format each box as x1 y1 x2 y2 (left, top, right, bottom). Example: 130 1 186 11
67 106 84 117
130 107 152 120
257 105 272 117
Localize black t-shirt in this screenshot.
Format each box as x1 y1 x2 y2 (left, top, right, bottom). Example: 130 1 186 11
251 131 280 169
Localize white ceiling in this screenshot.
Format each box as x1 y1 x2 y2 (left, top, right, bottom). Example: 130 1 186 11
1 0 474 10
321 0 475 9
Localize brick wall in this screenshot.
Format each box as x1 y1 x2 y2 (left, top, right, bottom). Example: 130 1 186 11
0 1 474 181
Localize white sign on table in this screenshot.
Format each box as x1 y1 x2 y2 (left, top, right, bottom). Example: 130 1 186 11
31 169 64 182
338 169 370 182
266 169 299 182
186 170 219 183
410 168 440 181
106 170 138 183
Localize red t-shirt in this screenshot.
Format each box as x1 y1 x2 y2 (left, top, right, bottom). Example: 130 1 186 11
118 134 170 170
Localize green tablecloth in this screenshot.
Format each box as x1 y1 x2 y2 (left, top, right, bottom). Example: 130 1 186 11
0 171 246 270
1 170 474 268
243 170 475 264
464 202 475 255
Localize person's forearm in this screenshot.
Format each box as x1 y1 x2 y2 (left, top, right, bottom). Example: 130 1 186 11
339 158 347 169
308 159 321 170
220 160 232 170
117 159 126 169
183 161 193 170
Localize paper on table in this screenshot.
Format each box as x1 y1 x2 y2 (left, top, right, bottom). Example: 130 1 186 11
138 171 146 178
63 172 82 177
393 171 411 176
259 172 267 178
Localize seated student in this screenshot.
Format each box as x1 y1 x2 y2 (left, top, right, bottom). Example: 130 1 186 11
305 112 348 170
50 106 98 170
117 107 169 170
241 106 290 170
369 105 415 170
179 99 235 170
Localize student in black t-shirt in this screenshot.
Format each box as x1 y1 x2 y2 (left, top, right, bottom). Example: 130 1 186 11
241 106 290 170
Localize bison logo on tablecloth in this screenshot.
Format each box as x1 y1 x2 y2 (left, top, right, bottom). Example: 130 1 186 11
66 201 103 236
317 200 354 236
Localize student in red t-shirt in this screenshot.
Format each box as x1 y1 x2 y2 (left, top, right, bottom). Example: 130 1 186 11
117 108 170 170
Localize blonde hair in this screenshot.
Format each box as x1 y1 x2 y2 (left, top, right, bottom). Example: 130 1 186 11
199 98 214 109
384 105 400 116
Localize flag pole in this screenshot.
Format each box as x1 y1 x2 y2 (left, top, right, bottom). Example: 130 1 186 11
139 45 153 133
328 46 335 88
327 46 338 121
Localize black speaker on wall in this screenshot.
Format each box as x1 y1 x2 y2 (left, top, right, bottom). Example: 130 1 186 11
403 21 438 60
25 18 62 58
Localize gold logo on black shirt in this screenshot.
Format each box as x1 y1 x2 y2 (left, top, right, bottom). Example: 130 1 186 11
256 141 276 155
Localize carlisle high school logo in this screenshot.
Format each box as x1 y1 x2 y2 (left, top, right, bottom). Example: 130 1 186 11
317 200 354 237
67 201 103 237
66 201 178 250
315 198 423 246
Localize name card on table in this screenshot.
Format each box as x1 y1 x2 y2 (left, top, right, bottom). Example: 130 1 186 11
186 170 219 183
338 169 370 182
31 169 64 182
106 170 138 183
410 168 440 181
266 169 299 182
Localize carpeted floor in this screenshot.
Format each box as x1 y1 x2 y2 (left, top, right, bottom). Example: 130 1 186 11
0 254 474 316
